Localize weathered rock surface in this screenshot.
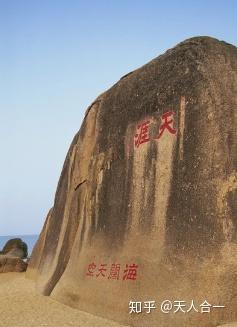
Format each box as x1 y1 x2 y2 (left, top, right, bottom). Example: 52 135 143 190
1 238 28 259
0 256 27 273
27 36 237 327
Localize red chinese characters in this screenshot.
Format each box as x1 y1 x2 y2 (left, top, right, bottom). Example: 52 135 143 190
134 111 176 148
86 262 96 276
134 121 150 148
96 264 107 277
156 111 176 139
86 262 138 281
108 263 121 280
123 263 138 281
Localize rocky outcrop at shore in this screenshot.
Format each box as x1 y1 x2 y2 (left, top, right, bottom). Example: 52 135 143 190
0 256 27 273
0 238 28 259
27 37 237 327
0 238 28 273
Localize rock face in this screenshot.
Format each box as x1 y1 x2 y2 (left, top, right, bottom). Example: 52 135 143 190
1 238 28 259
27 37 237 327
0 256 27 273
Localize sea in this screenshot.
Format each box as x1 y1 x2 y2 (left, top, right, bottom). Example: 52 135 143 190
0 234 39 256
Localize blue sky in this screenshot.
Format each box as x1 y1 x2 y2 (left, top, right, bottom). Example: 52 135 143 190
0 0 236 235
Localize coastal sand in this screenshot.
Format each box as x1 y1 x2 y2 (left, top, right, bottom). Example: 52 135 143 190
1 273 236 327
0 272 129 327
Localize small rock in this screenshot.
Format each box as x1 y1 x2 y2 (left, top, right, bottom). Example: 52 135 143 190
0 238 28 259
0 256 28 273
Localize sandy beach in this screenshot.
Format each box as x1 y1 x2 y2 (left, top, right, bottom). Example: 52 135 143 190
0 272 129 327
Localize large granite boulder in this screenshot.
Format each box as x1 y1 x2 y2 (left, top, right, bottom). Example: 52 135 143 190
0 238 28 259
27 37 237 327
